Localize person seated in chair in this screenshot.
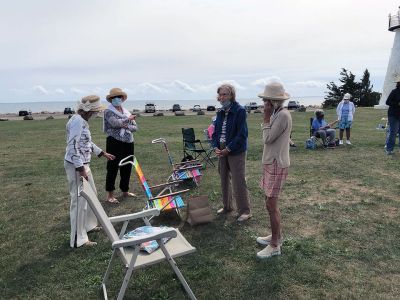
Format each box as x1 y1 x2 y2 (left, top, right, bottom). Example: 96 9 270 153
311 109 336 147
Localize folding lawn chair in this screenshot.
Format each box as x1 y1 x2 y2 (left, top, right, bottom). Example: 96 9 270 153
151 138 203 186
79 178 197 300
119 155 189 217
182 128 215 167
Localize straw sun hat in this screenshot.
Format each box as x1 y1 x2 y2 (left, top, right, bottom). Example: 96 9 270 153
77 95 105 112
106 88 127 102
258 82 290 101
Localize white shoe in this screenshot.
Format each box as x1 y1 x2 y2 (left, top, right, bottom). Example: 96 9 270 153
257 245 281 259
346 140 352 145
339 140 343 145
256 235 282 246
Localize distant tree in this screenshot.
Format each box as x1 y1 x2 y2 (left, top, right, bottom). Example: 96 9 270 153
323 81 341 108
323 68 359 107
358 69 379 107
323 68 378 108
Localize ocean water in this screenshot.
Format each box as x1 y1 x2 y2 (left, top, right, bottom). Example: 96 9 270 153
0 96 323 114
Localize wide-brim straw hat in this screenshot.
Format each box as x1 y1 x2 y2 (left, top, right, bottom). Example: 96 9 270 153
106 87 128 102
343 93 351 100
77 95 105 112
258 82 290 101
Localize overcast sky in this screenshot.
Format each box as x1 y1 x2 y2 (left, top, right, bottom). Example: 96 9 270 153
0 0 397 103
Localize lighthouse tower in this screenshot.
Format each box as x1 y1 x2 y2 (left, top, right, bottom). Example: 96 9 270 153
376 7 400 109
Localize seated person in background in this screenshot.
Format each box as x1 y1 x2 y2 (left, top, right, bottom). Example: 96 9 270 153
311 109 337 147
207 116 217 140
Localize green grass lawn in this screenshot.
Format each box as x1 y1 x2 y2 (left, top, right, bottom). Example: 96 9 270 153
1 108 400 299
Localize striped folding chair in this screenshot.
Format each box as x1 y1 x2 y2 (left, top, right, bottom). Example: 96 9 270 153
119 155 189 217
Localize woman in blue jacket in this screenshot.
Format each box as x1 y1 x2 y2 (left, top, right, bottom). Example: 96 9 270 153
211 84 251 222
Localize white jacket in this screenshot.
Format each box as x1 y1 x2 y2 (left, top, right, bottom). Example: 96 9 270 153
336 101 355 121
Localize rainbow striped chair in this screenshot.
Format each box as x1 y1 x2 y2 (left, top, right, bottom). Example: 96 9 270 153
119 155 189 216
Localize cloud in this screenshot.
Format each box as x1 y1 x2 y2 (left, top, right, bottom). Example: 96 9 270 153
138 82 168 94
70 87 86 94
54 88 65 94
168 80 196 93
251 77 281 87
294 80 325 88
195 80 245 92
33 85 49 95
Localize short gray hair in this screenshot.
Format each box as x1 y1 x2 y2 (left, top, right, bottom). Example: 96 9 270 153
217 84 236 102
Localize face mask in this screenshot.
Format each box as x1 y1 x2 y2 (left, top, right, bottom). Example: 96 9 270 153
221 100 231 109
112 97 123 107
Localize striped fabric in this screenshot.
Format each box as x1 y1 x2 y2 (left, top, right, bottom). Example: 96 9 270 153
172 168 202 183
132 157 185 211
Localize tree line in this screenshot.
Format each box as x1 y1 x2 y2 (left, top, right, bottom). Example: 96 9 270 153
323 68 381 108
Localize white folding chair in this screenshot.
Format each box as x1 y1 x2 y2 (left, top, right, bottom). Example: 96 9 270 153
79 178 197 300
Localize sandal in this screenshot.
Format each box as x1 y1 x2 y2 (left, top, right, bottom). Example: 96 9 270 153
84 241 97 247
89 226 102 232
123 192 137 198
106 197 120 204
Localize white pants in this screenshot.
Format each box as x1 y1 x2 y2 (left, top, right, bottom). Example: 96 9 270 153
64 161 98 247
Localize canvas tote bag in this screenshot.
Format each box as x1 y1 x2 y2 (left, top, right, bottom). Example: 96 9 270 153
186 196 214 226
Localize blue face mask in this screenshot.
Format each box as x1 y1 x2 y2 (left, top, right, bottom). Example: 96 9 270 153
112 97 123 107
221 100 231 109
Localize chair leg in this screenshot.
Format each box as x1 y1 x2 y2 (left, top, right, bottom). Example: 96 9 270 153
102 250 117 300
117 247 140 300
159 243 197 300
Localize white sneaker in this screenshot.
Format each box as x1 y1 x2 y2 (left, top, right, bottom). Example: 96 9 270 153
257 245 281 259
256 235 282 246
346 140 352 145
339 140 343 145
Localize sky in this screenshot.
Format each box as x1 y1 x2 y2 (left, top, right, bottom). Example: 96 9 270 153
0 0 398 103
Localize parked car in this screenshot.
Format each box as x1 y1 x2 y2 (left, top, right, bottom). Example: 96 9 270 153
206 105 216 111
245 102 258 112
287 100 301 110
192 105 201 112
18 109 31 116
144 102 156 113
172 104 181 112
63 107 75 114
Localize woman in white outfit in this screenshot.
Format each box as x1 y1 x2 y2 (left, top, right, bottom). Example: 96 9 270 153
64 95 115 247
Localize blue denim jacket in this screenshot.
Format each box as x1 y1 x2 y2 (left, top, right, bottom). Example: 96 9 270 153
211 102 248 155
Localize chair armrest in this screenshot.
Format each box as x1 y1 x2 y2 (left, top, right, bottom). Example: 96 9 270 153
173 165 202 172
148 189 190 202
109 208 160 223
112 228 177 249
172 159 200 166
149 180 183 189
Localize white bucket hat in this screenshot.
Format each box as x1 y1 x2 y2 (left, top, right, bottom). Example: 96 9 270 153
77 95 105 112
343 93 351 100
258 82 290 101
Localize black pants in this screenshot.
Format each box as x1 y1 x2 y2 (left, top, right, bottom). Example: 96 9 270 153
105 136 134 192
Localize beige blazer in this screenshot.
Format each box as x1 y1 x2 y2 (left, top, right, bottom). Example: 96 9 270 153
262 109 292 168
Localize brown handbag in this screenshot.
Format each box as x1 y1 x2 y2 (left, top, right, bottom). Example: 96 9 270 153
186 196 214 226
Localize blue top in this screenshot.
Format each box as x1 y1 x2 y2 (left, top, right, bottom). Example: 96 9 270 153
211 102 248 155
311 118 327 134
340 102 350 119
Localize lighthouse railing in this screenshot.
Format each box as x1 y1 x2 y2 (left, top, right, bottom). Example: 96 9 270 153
389 12 400 31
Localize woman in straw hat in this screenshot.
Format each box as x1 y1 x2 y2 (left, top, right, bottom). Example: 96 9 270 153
64 95 115 247
256 82 292 259
211 83 251 222
104 88 138 203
